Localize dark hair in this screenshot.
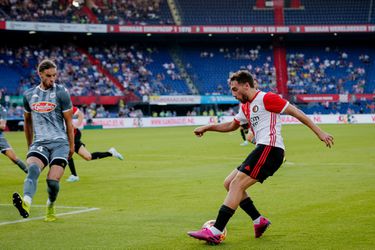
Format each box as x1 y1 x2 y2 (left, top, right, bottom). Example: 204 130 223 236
38 59 57 73
229 70 255 88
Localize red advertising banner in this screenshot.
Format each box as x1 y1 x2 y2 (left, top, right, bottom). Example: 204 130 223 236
296 94 375 103
4 21 375 34
71 96 123 105
296 94 340 103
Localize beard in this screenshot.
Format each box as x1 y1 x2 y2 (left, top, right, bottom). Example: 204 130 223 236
42 80 54 89
239 94 249 103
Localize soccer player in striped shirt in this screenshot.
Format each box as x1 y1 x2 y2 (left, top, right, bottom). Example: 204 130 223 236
188 70 334 245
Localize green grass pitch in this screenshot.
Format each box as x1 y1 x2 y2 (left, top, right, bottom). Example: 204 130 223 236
0 124 374 249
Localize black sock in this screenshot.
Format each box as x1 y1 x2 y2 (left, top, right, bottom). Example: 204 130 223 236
240 129 246 141
91 152 112 160
68 158 77 176
213 205 235 232
240 197 261 220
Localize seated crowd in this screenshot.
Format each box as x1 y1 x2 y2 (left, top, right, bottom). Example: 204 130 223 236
0 0 173 25
0 0 88 23
0 45 122 96
287 47 372 95
0 44 374 118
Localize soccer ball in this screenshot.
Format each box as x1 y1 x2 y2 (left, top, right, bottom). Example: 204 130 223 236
202 220 227 241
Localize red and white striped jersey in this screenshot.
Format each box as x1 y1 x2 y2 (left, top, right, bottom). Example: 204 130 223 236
72 106 80 135
234 91 289 150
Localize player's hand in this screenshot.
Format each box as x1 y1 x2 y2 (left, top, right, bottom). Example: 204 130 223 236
318 132 334 148
194 126 206 137
68 145 74 159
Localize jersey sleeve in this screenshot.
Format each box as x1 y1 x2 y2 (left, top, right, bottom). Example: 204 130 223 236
234 105 248 125
58 87 72 112
264 92 289 113
23 95 31 113
72 106 79 115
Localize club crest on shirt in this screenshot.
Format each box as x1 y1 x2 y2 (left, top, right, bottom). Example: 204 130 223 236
31 101 56 113
252 105 259 113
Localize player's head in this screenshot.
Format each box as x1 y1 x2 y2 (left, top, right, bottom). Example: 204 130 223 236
229 70 255 103
38 59 57 89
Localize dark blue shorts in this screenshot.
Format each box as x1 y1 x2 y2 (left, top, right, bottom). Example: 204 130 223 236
0 137 11 153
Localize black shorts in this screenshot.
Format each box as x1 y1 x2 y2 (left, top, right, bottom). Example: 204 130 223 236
74 129 85 153
237 144 285 183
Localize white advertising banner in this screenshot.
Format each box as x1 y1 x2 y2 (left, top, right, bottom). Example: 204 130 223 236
6 21 107 33
149 95 201 105
84 114 375 129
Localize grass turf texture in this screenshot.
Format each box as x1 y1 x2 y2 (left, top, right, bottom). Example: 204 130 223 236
0 124 374 249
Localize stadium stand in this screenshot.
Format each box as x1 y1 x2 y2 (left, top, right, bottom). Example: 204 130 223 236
0 43 193 97
174 0 274 25
0 0 174 25
284 0 375 25
0 0 89 23
0 45 122 96
0 0 374 117
287 46 375 95
92 0 174 25
179 43 276 95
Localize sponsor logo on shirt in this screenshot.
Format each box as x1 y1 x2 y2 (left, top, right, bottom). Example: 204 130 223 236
31 101 56 113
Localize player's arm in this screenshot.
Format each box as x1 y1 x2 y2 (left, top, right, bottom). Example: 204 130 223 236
283 104 334 148
24 112 33 148
194 120 240 137
73 108 84 128
247 130 256 144
59 87 75 158
63 109 75 158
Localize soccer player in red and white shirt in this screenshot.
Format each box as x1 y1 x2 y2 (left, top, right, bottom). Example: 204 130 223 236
188 70 334 245
65 106 124 182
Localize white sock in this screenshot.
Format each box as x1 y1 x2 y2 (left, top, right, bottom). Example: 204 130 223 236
253 216 262 224
23 195 32 205
209 226 223 236
46 199 54 207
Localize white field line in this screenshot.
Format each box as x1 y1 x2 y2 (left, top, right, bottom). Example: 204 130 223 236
0 204 100 226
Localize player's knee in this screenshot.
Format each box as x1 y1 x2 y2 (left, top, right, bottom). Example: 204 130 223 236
229 177 246 191
223 178 231 191
50 158 68 168
28 164 40 178
83 154 92 161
